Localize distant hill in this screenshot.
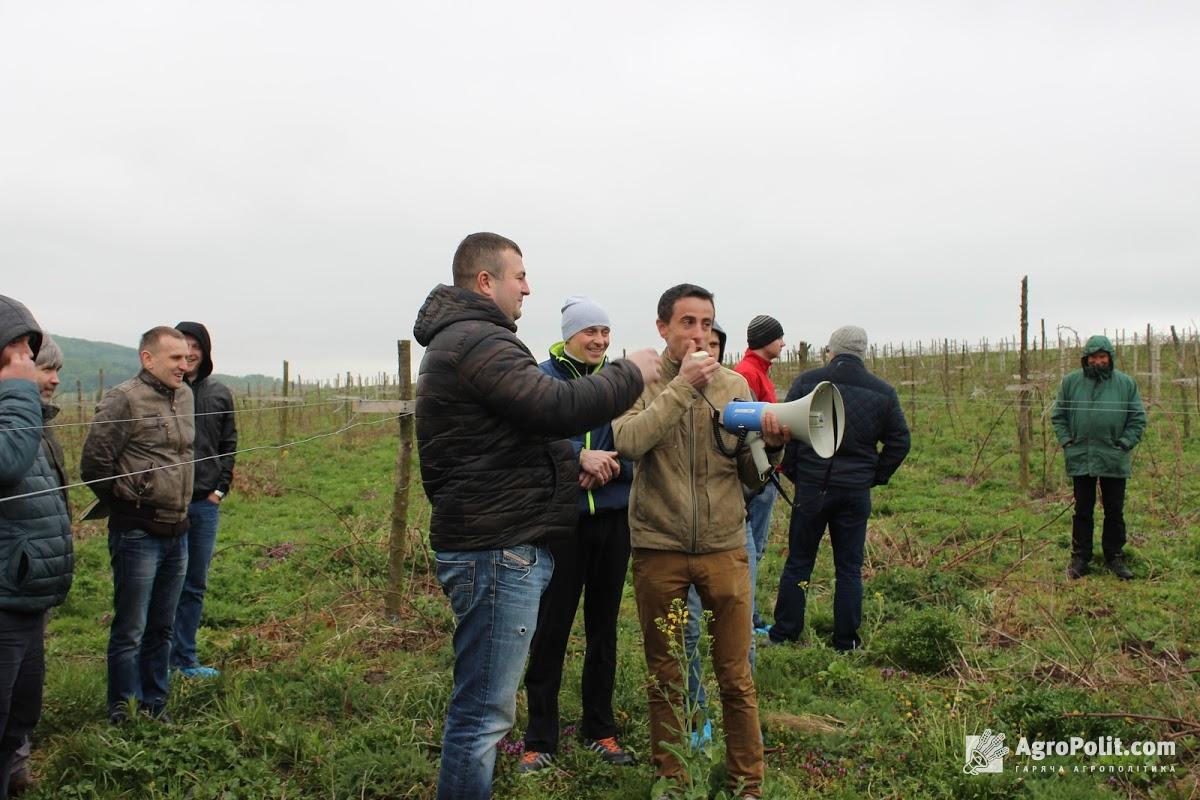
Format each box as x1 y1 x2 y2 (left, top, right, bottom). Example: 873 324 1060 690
50 334 281 399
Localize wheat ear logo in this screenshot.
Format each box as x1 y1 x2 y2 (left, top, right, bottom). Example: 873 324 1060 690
964 729 1009 774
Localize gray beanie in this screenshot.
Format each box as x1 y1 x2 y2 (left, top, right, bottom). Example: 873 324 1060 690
828 325 868 359
560 296 611 341
747 314 784 350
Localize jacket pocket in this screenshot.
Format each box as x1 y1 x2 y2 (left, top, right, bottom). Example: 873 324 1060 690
499 544 541 583
4 539 30 590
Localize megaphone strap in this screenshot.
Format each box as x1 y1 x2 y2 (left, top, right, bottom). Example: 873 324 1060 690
772 457 835 513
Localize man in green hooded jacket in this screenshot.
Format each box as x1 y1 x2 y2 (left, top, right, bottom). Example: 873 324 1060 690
1051 335 1147 580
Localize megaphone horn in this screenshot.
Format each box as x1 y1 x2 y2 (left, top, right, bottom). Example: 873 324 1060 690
721 381 846 460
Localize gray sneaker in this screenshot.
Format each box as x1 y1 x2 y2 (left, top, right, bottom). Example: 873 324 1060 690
585 736 635 766
517 750 553 774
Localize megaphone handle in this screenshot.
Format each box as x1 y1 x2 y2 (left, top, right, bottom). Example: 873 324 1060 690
748 434 771 478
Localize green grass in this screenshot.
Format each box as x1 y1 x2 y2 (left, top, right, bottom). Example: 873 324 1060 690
25 364 1200 798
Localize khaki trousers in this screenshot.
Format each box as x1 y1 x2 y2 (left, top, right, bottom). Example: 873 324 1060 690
632 547 763 797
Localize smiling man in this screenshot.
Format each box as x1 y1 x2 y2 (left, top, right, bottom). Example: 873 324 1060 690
414 233 662 800
82 326 195 724
520 297 637 774
170 322 237 679
613 284 789 799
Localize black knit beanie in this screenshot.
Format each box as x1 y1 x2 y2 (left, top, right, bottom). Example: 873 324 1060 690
746 314 784 350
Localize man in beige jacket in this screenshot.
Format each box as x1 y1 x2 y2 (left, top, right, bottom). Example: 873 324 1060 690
614 284 789 799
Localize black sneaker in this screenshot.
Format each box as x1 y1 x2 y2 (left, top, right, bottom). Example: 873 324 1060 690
1105 556 1134 580
585 736 635 766
141 706 173 724
1066 556 1090 579
8 765 34 796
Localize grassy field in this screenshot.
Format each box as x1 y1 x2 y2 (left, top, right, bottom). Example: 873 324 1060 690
23 344 1200 798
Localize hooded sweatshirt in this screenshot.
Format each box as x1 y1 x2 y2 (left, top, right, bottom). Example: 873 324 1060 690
1051 335 1147 478
0 295 74 611
175 322 237 499
413 284 645 552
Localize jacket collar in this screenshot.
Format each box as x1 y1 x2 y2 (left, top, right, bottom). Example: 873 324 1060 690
829 353 863 368
742 350 773 373
138 369 177 399
660 349 681 381
549 341 604 378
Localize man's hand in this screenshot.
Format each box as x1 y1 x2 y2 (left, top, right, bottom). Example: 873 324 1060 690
761 410 792 449
679 350 719 390
625 349 662 386
0 344 37 383
207 492 223 504
580 449 620 485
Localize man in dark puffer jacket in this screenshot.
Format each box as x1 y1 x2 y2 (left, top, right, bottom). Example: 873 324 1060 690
769 325 910 652
0 296 73 800
413 232 660 800
5 334 71 796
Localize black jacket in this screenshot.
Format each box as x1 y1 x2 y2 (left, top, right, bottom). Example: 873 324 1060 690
782 354 911 489
176 322 237 499
413 285 644 552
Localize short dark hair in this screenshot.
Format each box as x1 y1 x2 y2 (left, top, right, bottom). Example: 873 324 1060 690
657 283 715 324
452 232 523 289
139 326 186 353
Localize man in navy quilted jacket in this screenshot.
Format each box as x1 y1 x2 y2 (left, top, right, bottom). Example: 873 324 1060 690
0 296 73 799
768 326 910 651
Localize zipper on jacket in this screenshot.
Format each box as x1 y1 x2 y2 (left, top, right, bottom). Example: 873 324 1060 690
172 392 187 512
584 430 595 515
689 404 698 553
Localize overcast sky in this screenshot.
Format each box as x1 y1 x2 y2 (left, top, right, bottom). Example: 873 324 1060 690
3 1 1197 379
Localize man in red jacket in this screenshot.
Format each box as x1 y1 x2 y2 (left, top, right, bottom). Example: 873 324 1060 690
733 315 785 634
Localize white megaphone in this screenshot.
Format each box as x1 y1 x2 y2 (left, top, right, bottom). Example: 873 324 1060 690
721 381 845 477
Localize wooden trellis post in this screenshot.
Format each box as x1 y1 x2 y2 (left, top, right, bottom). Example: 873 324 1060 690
280 360 289 448
386 340 416 619
1017 277 1032 494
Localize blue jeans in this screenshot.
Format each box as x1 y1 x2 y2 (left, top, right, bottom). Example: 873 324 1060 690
435 545 552 800
746 482 777 628
171 500 220 669
771 487 871 651
107 528 188 715
685 531 758 711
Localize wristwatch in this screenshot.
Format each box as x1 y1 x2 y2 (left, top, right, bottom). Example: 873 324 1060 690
214 489 226 500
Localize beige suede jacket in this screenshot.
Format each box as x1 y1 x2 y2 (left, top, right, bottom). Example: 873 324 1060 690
613 350 781 553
